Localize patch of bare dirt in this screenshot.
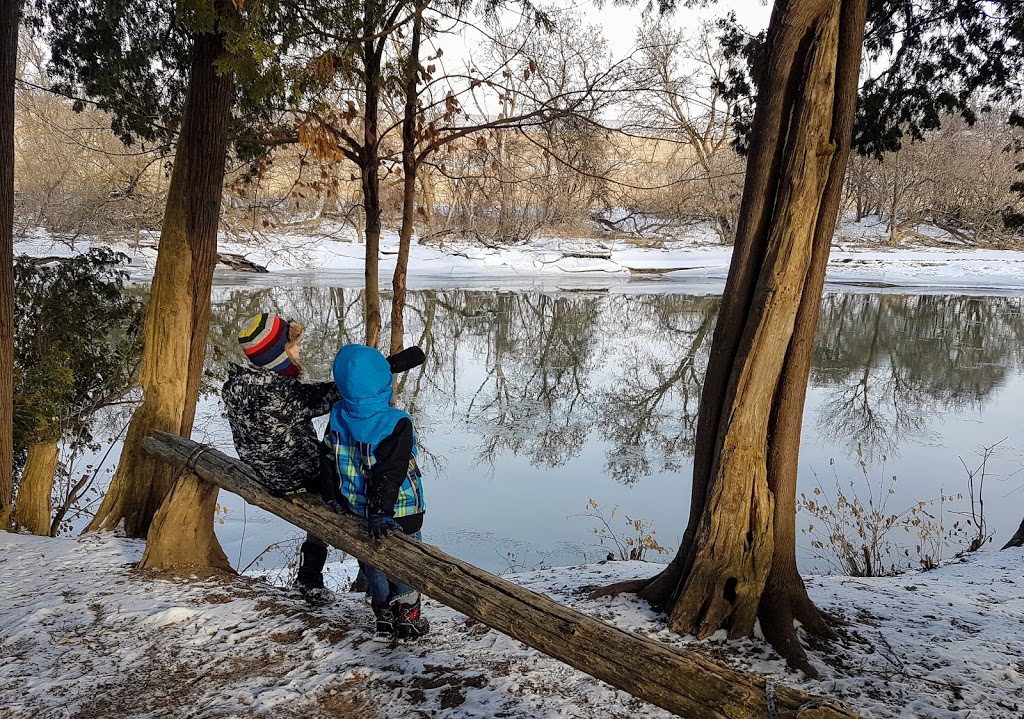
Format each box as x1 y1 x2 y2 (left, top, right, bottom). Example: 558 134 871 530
270 628 305 644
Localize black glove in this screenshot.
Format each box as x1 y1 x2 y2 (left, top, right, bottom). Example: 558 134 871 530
367 514 402 541
387 346 426 374
325 499 345 514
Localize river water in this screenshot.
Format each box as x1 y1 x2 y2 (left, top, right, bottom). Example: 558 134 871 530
193 280 1024 578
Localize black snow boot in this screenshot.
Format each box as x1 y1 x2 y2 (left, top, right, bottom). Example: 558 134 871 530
370 601 397 644
393 591 430 643
295 541 334 606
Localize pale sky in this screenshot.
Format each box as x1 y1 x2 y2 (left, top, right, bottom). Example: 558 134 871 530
589 0 773 60
422 0 774 117
424 0 774 65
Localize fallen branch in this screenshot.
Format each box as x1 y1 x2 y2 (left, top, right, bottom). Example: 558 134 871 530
142 431 859 719
216 252 268 273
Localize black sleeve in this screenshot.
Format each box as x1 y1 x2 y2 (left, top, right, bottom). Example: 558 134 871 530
367 418 414 517
316 435 345 508
293 381 341 418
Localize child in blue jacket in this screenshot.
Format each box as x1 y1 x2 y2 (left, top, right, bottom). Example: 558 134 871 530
327 343 429 643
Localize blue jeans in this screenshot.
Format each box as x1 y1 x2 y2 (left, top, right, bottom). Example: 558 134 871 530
363 529 421 605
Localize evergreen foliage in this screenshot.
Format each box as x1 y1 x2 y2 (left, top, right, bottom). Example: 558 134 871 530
713 1 1023 230
855 0 1023 157
13 248 143 476
45 0 191 146
43 0 310 160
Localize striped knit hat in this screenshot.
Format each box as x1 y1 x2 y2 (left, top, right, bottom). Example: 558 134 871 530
238 314 299 377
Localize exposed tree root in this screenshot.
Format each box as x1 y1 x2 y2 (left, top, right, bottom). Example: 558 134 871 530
586 578 650 600
592 565 840 679
638 558 686 609
760 601 817 677
758 560 839 677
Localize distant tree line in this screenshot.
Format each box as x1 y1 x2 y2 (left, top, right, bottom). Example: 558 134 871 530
9 13 1023 249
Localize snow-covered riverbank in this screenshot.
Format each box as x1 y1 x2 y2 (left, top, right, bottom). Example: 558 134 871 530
1 533 1021 719
15 217 1024 294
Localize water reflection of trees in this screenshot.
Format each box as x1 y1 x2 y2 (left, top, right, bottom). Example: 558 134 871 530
596 295 719 483
462 292 601 468
203 286 1024 484
812 294 1024 459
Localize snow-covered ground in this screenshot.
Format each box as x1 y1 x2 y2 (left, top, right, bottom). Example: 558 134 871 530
1 532 1021 719
8 220 1024 717
14 216 1024 294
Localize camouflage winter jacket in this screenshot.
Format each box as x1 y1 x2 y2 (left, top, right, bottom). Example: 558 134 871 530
221 362 340 495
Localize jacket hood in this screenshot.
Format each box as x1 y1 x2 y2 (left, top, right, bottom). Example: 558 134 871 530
333 344 392 403
330 344 410 445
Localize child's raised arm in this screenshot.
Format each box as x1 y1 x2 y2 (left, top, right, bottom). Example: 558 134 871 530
293 381 341 418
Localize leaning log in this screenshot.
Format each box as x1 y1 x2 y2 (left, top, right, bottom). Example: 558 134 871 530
142 431 859 719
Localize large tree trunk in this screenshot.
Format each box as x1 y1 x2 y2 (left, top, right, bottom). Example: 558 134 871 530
600 0 868 677
134 28 236 569
87 28 234 539
139 471 231 571
361 8 384 349
0 0 20 529
757 1 866 672
13 440 58 536
143 431 860 719
389 3 423 355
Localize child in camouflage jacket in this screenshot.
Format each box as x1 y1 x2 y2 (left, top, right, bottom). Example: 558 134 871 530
222 313 339 602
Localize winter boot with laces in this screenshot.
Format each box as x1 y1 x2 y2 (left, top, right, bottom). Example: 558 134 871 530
294 541 334 606
393 590 430 643
370 601 398 644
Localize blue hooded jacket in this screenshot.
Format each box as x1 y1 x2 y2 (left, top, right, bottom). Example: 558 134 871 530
330 344 410 443
329 344 424 518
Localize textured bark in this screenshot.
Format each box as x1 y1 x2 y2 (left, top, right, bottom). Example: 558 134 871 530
639 4 820 608
14 440 58 536
139 472 231 571
87 29 234 538
0 0 20 526
613 0 868 675
361 4 384 349
143 431 860 719
667 0 842 640
760 0 867 676
389 4 423 355
419 165 434 221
